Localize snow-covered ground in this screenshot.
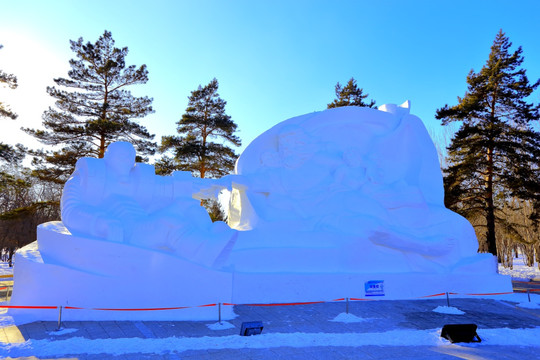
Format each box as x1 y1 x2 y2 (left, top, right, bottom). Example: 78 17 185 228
1 255 539 358
498 253 540 281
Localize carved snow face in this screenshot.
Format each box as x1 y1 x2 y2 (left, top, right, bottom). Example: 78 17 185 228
104 142 136 181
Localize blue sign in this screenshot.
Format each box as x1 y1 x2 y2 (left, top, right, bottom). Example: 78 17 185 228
365 280 385 296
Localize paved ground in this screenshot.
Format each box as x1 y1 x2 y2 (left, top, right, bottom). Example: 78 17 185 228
1 297 540 359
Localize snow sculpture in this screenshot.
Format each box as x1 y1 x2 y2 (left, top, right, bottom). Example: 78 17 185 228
61 141 234 266
10 103 511 323
223 102 482 274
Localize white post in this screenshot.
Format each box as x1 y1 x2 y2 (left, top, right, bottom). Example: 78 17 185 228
56 306 63 331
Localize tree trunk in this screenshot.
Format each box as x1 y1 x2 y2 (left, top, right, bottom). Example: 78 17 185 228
481 144 498 257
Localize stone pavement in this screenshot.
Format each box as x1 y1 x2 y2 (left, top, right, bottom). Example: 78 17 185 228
1 297 540 359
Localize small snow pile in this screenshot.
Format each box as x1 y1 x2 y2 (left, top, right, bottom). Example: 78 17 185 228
49 328 78 336
331 313 367 323
432 306 465 315
206 321 235 330
517 302 540 309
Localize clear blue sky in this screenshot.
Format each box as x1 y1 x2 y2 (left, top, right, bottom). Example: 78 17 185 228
1 0 539 156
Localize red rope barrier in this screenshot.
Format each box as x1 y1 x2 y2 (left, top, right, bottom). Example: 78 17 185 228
418 293 446 298
92 306 191 311
0 305 58 309
244 301 326 307
464 292 514 296
1 290 534 312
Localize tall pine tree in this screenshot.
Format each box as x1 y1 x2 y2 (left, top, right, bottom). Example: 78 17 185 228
158 78 241 178
436 30 540 257
24 31 155 184
327 77 376 109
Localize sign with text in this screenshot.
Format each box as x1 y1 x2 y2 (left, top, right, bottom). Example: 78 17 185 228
364 280 385 296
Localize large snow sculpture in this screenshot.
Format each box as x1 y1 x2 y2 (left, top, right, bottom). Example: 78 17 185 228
10 103 511 323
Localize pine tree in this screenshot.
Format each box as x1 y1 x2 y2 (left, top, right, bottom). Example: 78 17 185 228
0 44 23 163
436 30 540 257
158 78 241 179
23 31 155 184
327 77 376 109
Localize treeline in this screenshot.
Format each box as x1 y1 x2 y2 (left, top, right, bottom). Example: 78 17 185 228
1 30 539 269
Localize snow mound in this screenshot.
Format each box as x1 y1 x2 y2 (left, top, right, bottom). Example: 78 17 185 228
517 302 540 309
432 306 465 315
331 313 367 323
49 328 78 336
207 321 235 330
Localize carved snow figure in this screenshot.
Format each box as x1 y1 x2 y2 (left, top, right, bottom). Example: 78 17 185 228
223 102 484 274
61 142 234 266
9 103 511 323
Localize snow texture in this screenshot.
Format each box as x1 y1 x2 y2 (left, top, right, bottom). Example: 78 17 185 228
432 306 465 315
2 328 540 358
331 312 368 323
9 104 511 322
206 321 236 330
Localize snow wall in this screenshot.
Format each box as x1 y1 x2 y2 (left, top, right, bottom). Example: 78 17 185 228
9 103 511 323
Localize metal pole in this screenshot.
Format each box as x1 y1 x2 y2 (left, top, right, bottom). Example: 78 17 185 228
446 292 450 307
218 302 222 324
346 297 349 314
56 306 63 331
528 289 531 303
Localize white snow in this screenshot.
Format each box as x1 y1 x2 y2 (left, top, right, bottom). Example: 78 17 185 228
1 327 540 358
517 302 540 309
331 312 368 323
49 328 79 336
498 253 540 280
432 306 465 315
206 321 235 330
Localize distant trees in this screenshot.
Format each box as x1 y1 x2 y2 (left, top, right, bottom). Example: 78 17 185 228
327 77 376 109
0 168 59 265
436 30 540 259
23 30 155 184
158 78 241 178
0 44 24 164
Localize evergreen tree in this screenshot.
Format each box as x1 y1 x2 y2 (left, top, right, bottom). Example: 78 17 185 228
23 31 155 184
327 77 376 109
0 44 23 163
436 30 540 257
158 78 241 179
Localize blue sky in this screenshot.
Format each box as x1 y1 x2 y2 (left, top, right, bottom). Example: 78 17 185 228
1 0 539 156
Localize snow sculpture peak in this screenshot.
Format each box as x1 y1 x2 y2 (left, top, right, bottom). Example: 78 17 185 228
378 100 411 118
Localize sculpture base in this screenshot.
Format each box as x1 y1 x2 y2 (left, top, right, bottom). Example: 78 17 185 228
9 222 512 323
9 222 234 324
